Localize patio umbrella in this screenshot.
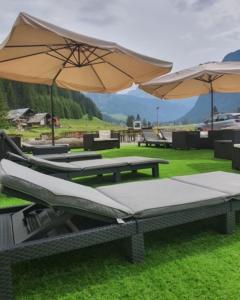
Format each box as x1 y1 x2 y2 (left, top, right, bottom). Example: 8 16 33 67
140 61 240 130
0 12 172 144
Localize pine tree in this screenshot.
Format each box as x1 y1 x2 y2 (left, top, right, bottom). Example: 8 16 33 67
142 118 147 127
126 115 135 127
0 79 102 120
213 105 218 114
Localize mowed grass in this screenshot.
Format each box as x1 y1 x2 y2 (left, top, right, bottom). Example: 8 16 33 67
2 146 240 300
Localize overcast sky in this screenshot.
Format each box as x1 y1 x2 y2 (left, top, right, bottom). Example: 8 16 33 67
1 0 240 72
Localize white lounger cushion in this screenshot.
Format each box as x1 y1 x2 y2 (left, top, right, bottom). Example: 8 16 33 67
173 171 240 197
97 178 228 218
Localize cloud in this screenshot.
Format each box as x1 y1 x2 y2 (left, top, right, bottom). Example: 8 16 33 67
174 0 216 11
213 26 240 40
75 0 127 26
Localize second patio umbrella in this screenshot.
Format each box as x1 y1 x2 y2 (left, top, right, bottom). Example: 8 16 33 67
140 61 240 130
0 12 172 144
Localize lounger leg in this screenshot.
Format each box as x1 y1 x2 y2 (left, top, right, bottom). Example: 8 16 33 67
152 165 159 178
132 170 137 175
124 233 145 263
222 211 236 234
0 262 13 300
113 172 121 183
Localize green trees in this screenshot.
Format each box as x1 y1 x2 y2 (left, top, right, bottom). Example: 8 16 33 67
126 115 135 127
0 80 102 120
213 105 219 114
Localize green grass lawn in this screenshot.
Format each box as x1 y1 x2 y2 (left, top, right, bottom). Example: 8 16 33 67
2 146 240 300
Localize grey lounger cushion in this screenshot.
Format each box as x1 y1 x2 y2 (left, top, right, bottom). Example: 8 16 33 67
173 171 240 197
0 160 230 221
0 159 132 220
37 152 101 161
22 142 69 150
25 155 168 172
97 178 228 218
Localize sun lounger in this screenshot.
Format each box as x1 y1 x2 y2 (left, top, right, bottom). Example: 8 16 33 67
0 160 236 299
7 152 167 182
138 129 172 147
0 130 102 161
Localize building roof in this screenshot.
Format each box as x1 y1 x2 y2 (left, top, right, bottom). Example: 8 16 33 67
7 108 33 120
27 113 50 124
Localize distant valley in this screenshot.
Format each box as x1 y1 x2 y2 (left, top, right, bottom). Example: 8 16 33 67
89 49 240 125
88 89 197 124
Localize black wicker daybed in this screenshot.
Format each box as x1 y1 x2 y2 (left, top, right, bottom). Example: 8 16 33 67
0 160 238 299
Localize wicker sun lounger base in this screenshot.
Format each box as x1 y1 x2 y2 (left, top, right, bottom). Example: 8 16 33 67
138 139 172 148
0 161 239 299
0 202 234 300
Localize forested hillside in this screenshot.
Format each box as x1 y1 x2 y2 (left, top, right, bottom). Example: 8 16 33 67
0 79 102 120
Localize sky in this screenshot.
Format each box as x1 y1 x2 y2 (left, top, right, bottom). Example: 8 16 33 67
1 0 240 72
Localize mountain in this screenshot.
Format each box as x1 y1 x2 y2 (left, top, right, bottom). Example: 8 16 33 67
0 79 102 120
178 50 240 124
88 89 197 123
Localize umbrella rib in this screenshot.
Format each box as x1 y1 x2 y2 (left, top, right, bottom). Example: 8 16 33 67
47 46 77 66
155 80 184 99
0 45 69 64
81 46 98 65
194 74 223 84
72 51 79 65
82 50 106 90
64 61 105 68
46 52 76 65
97 56 134 80
52 45 78 83
78 46 80 64
80 46 134 80
5 43 75 48
82 51 112 65
63 39 79 65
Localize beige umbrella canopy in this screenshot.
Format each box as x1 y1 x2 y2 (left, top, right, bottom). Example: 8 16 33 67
140 61 240 130
0 12 172 143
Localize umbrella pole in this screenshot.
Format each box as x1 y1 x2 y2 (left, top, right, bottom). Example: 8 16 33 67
50 85 55 146
210 82 214 131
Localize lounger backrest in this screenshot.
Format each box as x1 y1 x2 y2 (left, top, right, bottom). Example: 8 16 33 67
142 129 160 141
26 154 83 171
0 130 24 158
160 130 172 140
0 159 132 220
99 130 111 139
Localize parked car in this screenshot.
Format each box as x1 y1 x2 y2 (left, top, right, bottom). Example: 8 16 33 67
196 113 240 131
